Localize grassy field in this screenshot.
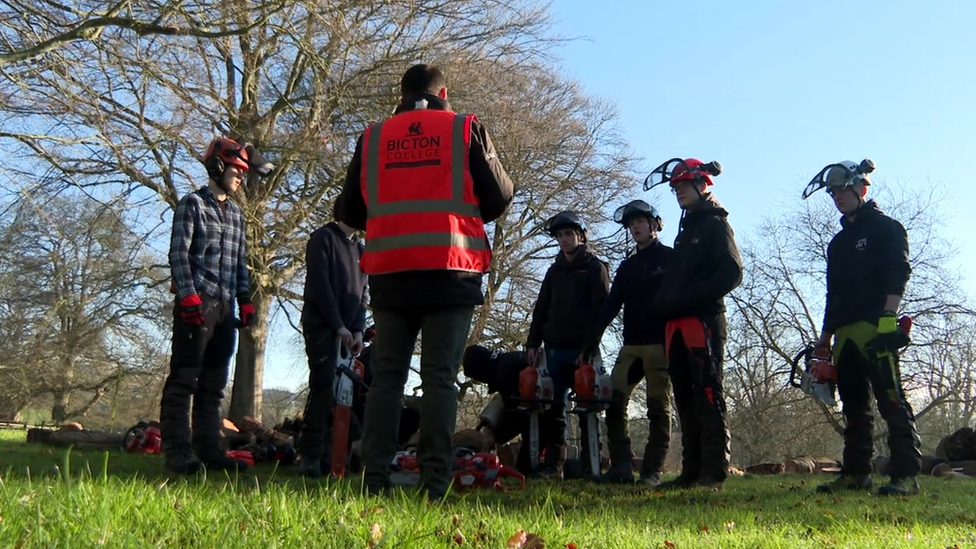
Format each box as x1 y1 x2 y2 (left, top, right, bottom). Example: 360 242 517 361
1 429 975 548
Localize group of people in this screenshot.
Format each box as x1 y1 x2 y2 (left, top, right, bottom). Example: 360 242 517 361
159 63 923 500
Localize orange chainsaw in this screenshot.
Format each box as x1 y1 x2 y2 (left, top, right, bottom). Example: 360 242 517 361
331 338 367 478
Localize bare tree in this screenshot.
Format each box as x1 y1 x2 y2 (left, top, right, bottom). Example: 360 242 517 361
0 0 555 421
0 192 168 423
0 0 290 66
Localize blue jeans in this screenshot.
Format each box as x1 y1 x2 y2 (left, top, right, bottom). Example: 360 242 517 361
541 348 579 450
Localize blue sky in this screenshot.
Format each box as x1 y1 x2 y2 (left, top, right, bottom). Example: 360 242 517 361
260 0 976 390
549 0 976 273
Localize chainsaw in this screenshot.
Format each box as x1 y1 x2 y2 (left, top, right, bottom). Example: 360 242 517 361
789 344 838 406
569 351 612 479
331 337 368 478
388 448 526 490
122 421 162 454
515 350 556 473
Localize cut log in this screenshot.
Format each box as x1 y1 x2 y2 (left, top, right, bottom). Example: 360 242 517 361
26 428 123 450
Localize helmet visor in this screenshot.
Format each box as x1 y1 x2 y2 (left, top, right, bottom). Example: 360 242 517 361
613 199 659 224
643 158 722 191
802 159 875 199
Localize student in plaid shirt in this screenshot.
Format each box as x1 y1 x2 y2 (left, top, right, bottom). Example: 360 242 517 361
160 137 272 474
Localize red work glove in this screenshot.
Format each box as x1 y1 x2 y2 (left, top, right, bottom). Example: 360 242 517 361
180 295 205 326
238 294 254 327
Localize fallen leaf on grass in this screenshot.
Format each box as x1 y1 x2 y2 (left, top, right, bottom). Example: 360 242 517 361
664 541 676 549
565 543 578 549
453 528 465 545
453 514 461 527
369 522 382 546
725 522 735 533
903 531 912 540
507 530 527 548
699 525 710 533
360 506 385 518
524 533 545 548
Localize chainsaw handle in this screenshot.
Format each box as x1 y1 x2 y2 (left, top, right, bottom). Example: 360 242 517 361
495 465 526 490
788 345 813 388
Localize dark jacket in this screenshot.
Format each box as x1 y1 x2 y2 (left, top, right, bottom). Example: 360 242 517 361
653 194 743 319
823 200 911 333
526 245 611 350
301 222 368 333
336 94 514 309
485 351 530 408
586 239 672 350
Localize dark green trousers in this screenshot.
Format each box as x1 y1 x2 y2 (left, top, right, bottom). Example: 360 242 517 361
361 306 474 497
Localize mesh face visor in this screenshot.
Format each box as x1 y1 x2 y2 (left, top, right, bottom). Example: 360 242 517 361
643 158 722 191
802 159 875 199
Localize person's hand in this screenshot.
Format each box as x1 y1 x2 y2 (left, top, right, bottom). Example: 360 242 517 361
337 327 355 350
351 331 364 356
526 347 538 365
867 312 910 355
238 294 255 327
180 295 205 326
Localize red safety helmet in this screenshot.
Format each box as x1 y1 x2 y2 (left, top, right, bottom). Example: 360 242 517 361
203 138 250 181
644 157 722 191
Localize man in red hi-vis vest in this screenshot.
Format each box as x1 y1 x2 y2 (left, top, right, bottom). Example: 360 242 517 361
337 64 514 500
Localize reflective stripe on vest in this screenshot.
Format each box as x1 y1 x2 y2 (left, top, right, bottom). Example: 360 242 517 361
361 111 490 274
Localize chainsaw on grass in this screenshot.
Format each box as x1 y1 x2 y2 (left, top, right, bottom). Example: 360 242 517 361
331 337 368 478
569 351 612 479
388 448 526 490
515 349 556 474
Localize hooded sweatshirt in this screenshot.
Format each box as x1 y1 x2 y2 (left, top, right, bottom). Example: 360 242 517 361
823 200 911 332
526 245 610 349
652 194 743 319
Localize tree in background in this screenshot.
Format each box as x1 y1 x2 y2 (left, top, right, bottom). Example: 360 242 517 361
0 193 168 423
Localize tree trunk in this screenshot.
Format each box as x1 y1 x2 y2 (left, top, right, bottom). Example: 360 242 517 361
228 293 269 423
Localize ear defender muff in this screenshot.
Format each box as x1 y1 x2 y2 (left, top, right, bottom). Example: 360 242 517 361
205 156 225 181
860 185 868 197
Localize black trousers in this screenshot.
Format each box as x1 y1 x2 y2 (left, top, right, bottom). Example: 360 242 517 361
159 294 236 453
298 326 338 462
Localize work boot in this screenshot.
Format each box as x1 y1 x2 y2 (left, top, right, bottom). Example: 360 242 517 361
816 474 872 494
655 473 698 491
197 446 250 472
299 455 323 478
637 471 661 488
876 476 920 496
599 464 635 484
164 445 204 475
538 445 566 480
691 477 724 491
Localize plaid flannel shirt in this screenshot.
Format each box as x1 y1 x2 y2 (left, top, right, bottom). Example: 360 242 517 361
169 186 250 303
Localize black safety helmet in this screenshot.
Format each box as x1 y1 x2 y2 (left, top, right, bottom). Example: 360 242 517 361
613 199 664 231
543 211 586 237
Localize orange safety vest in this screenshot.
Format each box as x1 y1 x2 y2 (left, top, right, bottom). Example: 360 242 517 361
359 109 491 275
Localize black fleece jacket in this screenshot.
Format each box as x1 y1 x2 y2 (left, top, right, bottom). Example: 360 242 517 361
652 194 743 319
301 222 368 333
526 245 611 350
336 94 514 309
823 200 911 333
585 239 672 350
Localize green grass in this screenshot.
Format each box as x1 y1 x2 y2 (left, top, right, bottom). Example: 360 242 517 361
2 430 976 548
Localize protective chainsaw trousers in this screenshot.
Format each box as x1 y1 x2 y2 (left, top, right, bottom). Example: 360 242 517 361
665 314 730 482
832 321 921 478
